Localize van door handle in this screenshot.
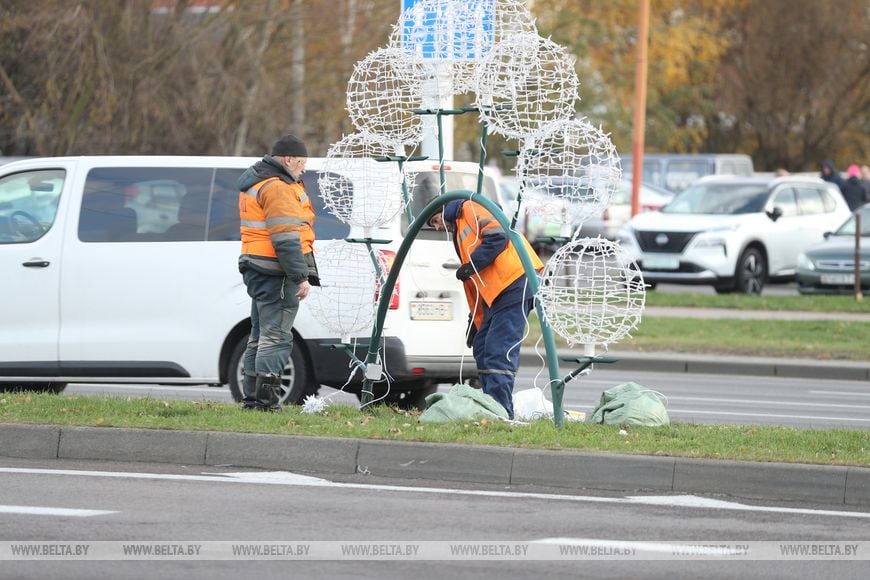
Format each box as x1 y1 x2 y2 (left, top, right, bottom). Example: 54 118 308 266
22 259 50 268
442 261 460 270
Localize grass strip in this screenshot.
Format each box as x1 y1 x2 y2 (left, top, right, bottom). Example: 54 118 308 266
524 314 870 361
644 291 870 312
2 393 867 467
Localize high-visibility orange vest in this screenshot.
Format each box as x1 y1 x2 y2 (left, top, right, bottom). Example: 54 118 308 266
239 177 315 257
454 201 543 327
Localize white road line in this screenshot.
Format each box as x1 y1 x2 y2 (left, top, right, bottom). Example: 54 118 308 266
664 396 870 410
666 409 870 422
532 538 742 555
1 467 869 520
809 390 870 397
0 505 117 517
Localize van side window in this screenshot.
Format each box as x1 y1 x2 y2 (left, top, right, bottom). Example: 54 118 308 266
301 171 350 240
211 169 243 241
0 169 64 244
80 167 213 242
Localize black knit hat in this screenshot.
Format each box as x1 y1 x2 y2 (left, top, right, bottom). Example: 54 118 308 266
271 134 308 157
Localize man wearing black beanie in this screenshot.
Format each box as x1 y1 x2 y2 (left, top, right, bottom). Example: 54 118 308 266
236 134 319 411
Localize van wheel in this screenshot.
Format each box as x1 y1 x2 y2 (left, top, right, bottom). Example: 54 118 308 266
0 382 66 393
227 334 318 405
734 247 766 295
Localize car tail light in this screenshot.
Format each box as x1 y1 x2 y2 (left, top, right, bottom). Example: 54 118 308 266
375 250 400 310
602 208 610 221
641 203 661 212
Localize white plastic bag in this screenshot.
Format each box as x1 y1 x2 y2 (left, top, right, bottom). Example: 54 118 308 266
512 387 554 421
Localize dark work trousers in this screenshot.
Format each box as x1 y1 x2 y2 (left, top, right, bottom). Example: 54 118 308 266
472 278 534 419
242 269 300 377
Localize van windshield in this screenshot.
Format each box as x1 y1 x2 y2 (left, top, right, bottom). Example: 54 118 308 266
662 183 769 215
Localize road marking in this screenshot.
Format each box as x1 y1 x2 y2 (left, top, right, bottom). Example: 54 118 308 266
2 467 869 520
532 537 744 555
0 505 116 517
666 408 870 422
665 396 870 410
809 390 870 398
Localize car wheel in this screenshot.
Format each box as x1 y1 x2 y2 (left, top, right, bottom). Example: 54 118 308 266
0 382 66 393
734 247 766 295
227 334 318 405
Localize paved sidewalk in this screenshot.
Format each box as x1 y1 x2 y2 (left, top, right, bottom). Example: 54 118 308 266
2 423 868 508
643 306 870 322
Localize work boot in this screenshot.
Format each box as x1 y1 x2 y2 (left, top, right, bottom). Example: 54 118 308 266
254 374 283 413
240 372 258 410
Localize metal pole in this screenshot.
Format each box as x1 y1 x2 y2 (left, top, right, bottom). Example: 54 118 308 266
855 212 863 301
629 0 650 217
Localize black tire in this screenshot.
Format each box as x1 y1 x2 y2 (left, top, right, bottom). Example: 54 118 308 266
227 334 318 405
360 379 438 411
0 382 66 394
734 247 766 295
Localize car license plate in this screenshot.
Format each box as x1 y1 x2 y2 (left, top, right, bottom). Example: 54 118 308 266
643 256 680 270
410 301 453 321
820 273 855 285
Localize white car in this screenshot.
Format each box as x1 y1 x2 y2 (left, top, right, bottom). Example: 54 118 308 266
618 175 851 294
0 156 490 408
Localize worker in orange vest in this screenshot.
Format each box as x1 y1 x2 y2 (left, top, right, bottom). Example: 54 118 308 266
428 199 543 419
237 134 319 411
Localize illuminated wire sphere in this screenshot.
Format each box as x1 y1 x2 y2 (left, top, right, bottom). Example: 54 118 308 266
319 132 413 233
389 0 538 95
346 47 425 145
307 241 379 344
474 32 579 140
517 117 621 231
536 237 645 349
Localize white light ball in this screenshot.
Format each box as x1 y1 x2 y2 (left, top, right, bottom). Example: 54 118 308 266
474 32 579 140
308 241 379 344
319 132 413 232
536 237 645 348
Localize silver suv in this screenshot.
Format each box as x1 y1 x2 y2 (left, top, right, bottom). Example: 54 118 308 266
618 175 851 294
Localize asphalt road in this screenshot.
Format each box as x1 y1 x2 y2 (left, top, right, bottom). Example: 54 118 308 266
2 457 869 579
64 365 870 429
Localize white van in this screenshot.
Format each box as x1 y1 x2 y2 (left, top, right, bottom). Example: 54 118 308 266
620 153 754 194
0 156 501 407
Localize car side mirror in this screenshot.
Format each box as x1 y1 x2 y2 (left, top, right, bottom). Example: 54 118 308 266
823 231 832 239
767 206 783 222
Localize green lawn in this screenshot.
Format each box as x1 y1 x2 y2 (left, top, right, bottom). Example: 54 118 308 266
2 393 868 466
644 290 869 312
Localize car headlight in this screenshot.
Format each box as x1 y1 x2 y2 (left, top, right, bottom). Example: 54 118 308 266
693 236 728 249
796 252 815 271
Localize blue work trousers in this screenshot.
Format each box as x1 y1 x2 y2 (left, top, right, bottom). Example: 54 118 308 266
473 283 534 419
242 269 300 377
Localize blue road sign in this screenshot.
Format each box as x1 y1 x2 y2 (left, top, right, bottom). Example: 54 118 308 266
400 0 495 61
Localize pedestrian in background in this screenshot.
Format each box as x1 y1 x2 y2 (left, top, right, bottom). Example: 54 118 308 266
236 134 319 412
428 200 543 419
820 160 846 193
840 164 869 211
860 165 870 201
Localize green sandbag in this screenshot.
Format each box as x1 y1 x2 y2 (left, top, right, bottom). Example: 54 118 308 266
587 382 670 427
420 384 509 423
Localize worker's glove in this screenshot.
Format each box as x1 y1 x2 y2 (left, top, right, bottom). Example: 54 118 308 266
465 323 478 349
455 262 476 281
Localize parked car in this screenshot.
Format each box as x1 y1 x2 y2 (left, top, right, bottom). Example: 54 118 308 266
517 178 673 248
0 156 483 408
618 175 851 294
620 153 754 194
796 203 870 295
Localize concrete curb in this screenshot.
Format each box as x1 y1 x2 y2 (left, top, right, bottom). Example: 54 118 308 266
519 349 870 382
2 423 868 507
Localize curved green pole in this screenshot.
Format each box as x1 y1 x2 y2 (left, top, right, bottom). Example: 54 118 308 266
359 189 565 427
